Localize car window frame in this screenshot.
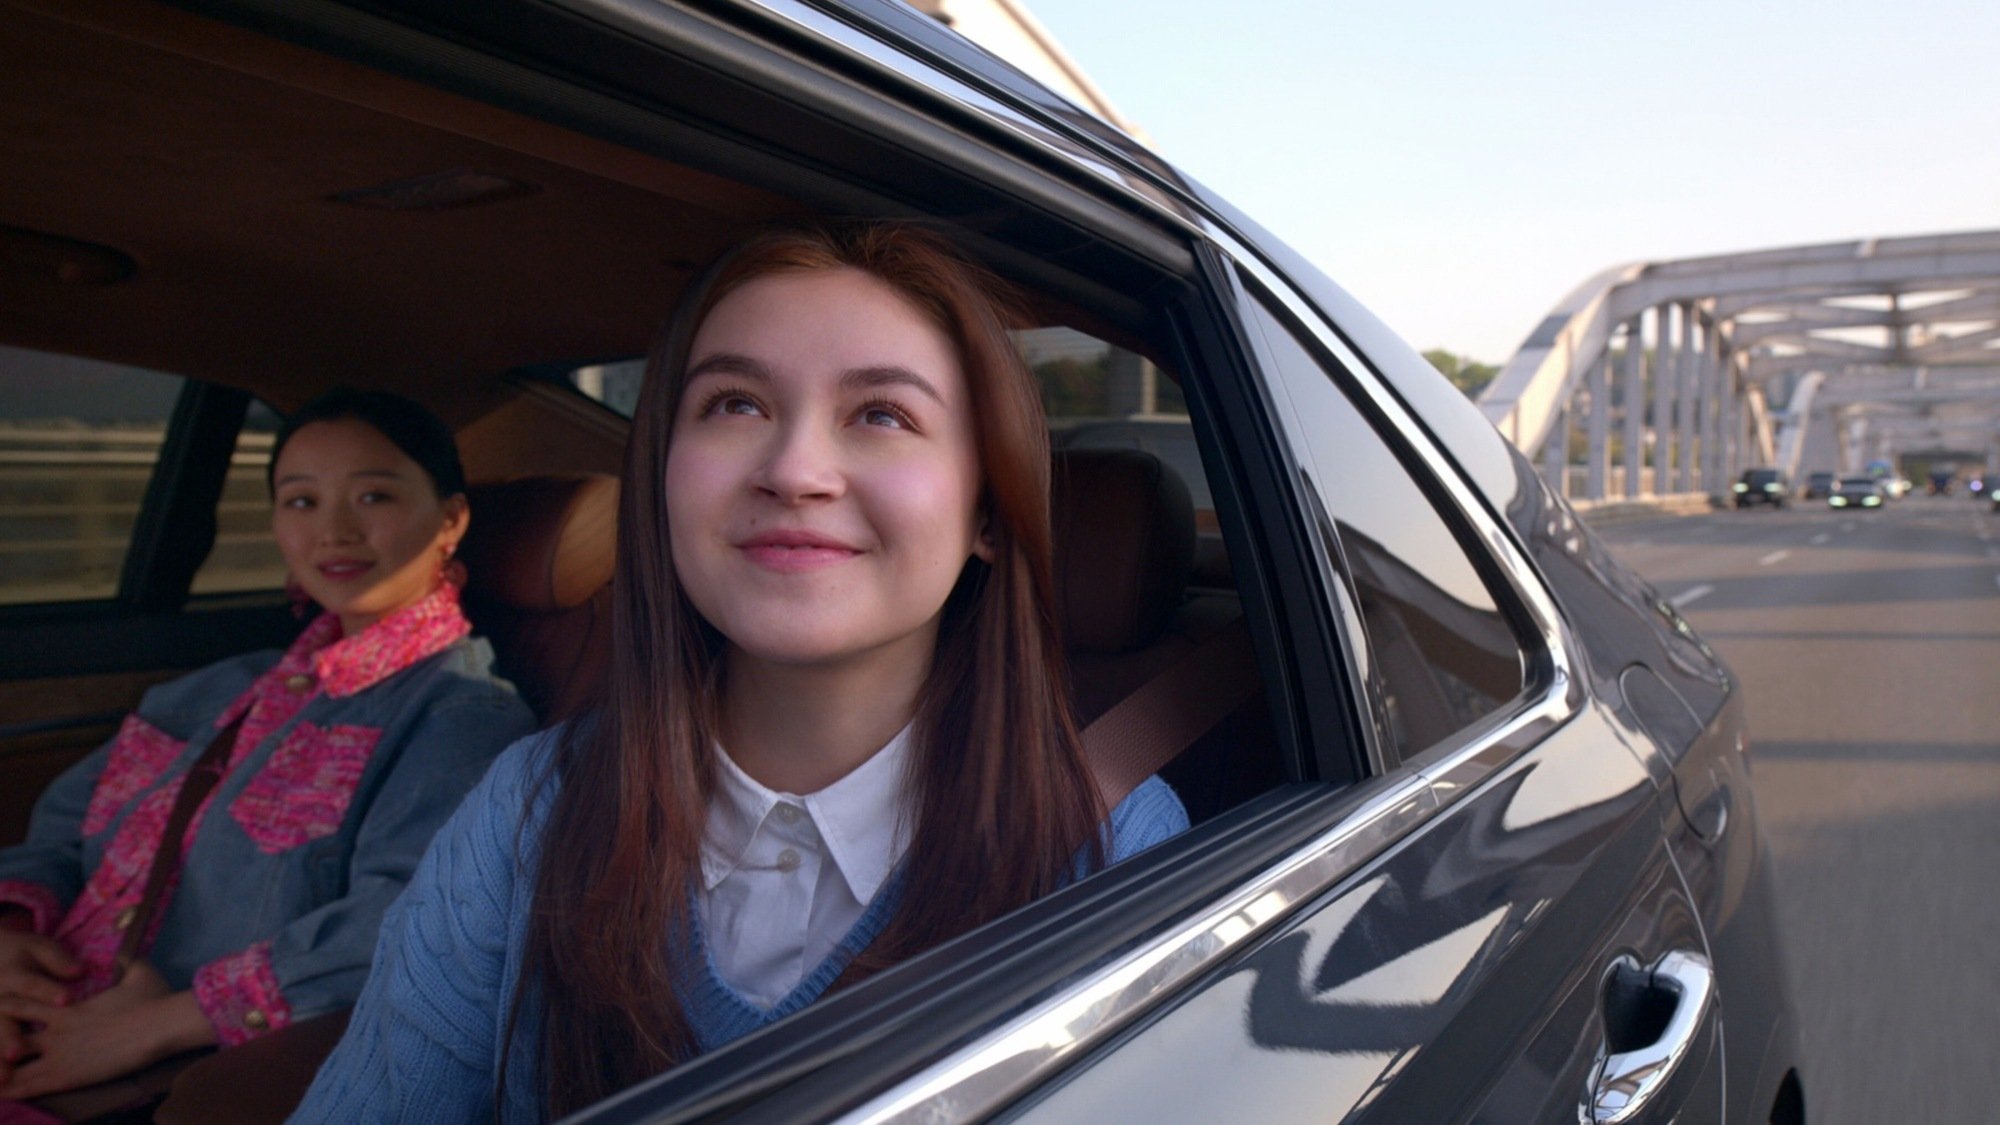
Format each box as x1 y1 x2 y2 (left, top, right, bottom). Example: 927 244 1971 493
1224 269 1543 773
1206 241 1585 796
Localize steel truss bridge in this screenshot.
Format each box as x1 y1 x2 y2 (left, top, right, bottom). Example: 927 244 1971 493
1478 229 2000 501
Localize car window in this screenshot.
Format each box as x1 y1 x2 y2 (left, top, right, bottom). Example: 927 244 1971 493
189 399 286 596
564 359 648 417
0 346 183 606
1236 292 1527 764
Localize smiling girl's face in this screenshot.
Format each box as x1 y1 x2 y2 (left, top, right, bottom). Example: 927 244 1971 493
665 266 989 677
271 417 468 635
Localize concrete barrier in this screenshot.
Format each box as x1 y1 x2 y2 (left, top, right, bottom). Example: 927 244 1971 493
1569 492 1722 526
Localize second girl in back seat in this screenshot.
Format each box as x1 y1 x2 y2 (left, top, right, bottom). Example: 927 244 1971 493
295 222 1188 1121
0 390 535 1114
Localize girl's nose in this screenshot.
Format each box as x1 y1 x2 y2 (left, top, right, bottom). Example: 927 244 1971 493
319 503 363 542
752 422 845 503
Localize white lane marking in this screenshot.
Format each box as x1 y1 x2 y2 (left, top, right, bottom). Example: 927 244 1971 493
1810 533 1830 545
1841 521 1856 532
1758 549 1791 566
1670 584 1714 608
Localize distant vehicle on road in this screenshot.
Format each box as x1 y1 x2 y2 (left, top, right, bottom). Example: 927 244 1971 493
1864 459 1908 499
1830 477 1887 510
1733 467 1790 508
1802 471 1836 500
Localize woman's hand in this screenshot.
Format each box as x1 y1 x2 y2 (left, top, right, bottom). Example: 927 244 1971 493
0 926 81 1087
0 961 215 1100
0 927 80 1005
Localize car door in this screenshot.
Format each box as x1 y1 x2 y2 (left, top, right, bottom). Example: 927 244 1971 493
998 256 1725 1123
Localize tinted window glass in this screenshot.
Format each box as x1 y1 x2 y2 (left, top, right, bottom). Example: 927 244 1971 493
190 399 286 596
1240 295 1524 760
0 347 182 606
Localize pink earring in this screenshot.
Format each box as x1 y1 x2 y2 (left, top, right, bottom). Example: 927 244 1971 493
437 545 467 590
283 574 313 619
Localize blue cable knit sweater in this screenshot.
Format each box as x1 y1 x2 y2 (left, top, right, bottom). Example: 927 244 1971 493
290 732 1188 1122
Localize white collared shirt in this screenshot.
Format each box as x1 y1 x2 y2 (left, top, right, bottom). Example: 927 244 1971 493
698 724 915 1007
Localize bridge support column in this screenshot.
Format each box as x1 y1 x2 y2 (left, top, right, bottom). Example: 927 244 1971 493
1585 353 1611 499
1542 400 1570 496
1728 350 1744 472
1621 318 1644 498
1652 303 1676 495
1675 300 1698 493
1698 314 1722 492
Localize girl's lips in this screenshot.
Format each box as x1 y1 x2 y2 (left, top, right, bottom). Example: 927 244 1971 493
316 560 374 582
740 543 860 573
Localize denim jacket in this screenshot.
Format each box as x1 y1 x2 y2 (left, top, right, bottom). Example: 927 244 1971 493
0 584 536 1047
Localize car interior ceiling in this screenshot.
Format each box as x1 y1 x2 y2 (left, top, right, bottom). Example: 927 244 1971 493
0 0 1284 833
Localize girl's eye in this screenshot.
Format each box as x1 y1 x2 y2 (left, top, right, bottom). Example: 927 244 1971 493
857 400 914 430
280 494 314 510
358 490 395 505
697 387 764 418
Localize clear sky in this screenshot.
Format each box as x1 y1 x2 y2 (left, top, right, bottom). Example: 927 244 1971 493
1022 0 2000 364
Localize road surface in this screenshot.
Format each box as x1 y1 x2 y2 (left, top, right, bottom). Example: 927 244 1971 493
1595 493 2000 1124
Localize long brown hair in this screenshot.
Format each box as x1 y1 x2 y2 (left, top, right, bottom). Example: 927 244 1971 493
513 222 1105 1115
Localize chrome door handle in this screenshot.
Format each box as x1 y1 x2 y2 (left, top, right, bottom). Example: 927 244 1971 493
1587 950 1715 1124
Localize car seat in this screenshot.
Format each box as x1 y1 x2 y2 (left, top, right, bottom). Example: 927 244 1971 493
455 472 618 722
1052 449 1276 821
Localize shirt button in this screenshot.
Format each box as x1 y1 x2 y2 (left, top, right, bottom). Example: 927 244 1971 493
774 804 801 825
285 674 315 693
115 906 138 931
244 1009 268 1031
775 849 801 873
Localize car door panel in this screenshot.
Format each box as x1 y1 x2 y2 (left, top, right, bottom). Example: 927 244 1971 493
1015 703 1719 1124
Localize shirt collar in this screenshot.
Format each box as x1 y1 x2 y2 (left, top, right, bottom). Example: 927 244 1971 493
701 723 915 905
304 582 472 698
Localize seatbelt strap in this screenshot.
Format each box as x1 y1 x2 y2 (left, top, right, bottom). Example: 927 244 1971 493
114 711 246 978
1080 617 1259 808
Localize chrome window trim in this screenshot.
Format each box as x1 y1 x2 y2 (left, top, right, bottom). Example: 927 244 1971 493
833 773 1436 1124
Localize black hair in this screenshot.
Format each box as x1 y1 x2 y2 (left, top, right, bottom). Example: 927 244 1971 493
268 389 466 499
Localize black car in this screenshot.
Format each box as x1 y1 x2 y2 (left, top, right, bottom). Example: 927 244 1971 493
0 0 1800 1121
1733 467 1790 508
1802 471 1836 500
1828 477 1887 510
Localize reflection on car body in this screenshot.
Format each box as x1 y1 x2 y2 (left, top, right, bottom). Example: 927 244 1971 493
0 0 1801 1120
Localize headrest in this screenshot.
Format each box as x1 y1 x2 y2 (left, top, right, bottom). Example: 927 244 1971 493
460 474 618 611
1052 448 1196 654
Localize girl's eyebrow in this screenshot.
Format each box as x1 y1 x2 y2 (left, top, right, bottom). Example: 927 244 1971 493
272 467 408 487
842 365 945 406
685 353 945 407
685 352 770 382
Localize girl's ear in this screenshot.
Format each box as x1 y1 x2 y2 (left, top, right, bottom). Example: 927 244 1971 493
439 493 471 551
971 507 996 563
